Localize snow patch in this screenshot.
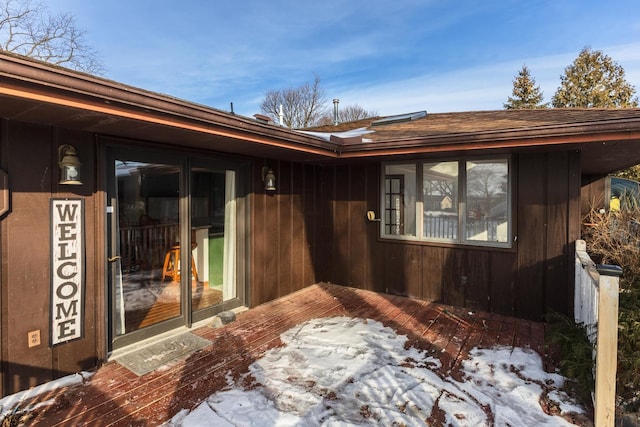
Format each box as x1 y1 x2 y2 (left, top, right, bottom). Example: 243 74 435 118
167 316 584 426
0 371 92 418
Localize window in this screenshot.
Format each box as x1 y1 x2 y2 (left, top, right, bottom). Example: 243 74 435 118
423 161 459 240
384 165 416 236
382 158 511 247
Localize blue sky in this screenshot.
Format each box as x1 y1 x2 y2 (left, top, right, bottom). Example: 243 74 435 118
48 0 640 118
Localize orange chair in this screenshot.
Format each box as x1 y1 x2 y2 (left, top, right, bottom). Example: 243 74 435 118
162 245 198 282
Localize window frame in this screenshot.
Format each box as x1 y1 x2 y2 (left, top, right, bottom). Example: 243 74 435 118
380 156 513 248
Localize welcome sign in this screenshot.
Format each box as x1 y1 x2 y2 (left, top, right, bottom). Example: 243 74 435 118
50 198 84 345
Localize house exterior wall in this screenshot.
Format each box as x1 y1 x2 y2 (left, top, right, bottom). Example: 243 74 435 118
580 177 607 216
0 118 324 397
0 120 101 397
250 161 320 306
0 118 288 396
0 116 583 398
309 151 581 321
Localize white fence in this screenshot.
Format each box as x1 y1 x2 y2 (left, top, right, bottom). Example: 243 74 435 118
574 240 599 342
574 239 622 427
423 216 502 240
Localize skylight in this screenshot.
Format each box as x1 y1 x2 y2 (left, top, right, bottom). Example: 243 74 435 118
298 127 375 141
371 111 427 126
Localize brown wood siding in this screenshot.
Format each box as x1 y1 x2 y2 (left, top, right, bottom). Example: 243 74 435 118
302 163 318 286
277 161 293 297
383 242 407 296
514 151 579 318
580 175 606 217
365 164 384 294
290 162 305 292
6 122 57 393
545 152 570 315
441 247 466 308
404 244 424 297
421 246 446 302
516 153 547 319
348 164 367 289
0 122 99 395
333 165 350 285
465 250 490 311
318 166 335 282
250 160 319 306
489 252 516 315
250 164 275 306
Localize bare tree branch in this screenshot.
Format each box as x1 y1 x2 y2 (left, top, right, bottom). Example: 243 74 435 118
316 103 378 126
0 0 103 74
260 74 330 129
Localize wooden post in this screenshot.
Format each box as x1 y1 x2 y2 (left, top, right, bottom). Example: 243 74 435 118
594 264 622 427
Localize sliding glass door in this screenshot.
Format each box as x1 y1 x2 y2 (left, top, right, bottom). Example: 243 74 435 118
107 146 246 349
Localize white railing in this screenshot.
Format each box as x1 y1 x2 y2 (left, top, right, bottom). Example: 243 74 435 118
423 216 503 240
574 239 621 427
574 240 599 341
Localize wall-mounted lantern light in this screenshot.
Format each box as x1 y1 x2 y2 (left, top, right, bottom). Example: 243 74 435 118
58 144 83 185
262 166 276 192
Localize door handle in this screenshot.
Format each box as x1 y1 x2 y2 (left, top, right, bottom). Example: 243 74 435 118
107 256 121 262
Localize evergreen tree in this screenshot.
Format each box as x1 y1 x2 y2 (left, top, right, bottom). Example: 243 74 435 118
552 47 638 108
614 165 640 182
504 65 546 109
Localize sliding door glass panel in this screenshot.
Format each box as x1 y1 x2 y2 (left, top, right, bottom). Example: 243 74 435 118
191 168 237 313
114 160 181 336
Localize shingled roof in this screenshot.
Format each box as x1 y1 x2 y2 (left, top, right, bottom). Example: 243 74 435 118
303 109 640 143
300 109 640 176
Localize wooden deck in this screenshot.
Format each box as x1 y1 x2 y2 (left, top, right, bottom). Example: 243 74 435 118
24 283 560 426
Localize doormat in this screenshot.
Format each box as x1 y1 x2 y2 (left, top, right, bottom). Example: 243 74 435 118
115 332 211 376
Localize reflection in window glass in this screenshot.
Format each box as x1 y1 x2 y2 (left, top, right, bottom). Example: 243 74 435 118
384 164 416 237
114 160 181 336
423 162 458 240
191 169 237 314
381 157 511 247
465 159 509 243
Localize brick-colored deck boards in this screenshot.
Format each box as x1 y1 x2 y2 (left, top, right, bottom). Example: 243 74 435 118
448 314 489 381
64 287 350 425
91 285 358 425
26 283 550 426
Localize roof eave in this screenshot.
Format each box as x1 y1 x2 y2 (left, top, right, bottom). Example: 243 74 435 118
0 52 338 158
336 120 640 158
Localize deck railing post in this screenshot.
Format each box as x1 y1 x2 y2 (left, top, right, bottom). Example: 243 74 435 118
574 240 622 427
594 263 622 427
